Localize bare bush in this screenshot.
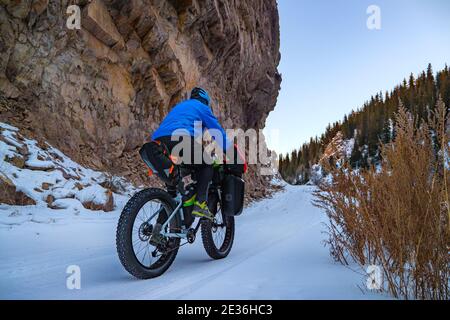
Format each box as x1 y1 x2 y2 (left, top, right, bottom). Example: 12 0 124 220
314 98 449 299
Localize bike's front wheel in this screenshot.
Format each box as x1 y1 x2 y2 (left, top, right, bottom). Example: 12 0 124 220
201 192 235 259
116 188 181 279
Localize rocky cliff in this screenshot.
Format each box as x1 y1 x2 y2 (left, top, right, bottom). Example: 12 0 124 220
0 0 281 198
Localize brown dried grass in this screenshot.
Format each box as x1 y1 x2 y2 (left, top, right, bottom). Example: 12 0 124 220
314 98 449 299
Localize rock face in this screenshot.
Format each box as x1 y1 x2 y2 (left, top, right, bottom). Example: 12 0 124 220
319 131 355 166
0 0 281 195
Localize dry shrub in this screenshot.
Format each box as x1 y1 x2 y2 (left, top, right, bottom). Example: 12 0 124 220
314 98 449 299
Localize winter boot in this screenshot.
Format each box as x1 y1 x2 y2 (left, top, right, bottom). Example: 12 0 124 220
192 201 214 221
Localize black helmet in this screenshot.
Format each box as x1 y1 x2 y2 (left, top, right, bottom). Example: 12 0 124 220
190 87 210 106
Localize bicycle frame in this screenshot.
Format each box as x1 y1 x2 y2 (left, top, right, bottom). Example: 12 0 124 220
160 196 187 239
139 194 185 239
142 164 223 241
157 186 220 240
150 192 203 240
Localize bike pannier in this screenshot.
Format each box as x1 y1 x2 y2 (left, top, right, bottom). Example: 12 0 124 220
221 174 245 216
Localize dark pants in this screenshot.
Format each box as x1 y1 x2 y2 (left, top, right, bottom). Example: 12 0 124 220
155 136 213 203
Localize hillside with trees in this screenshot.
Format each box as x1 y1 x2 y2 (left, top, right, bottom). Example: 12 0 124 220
279 64 450 184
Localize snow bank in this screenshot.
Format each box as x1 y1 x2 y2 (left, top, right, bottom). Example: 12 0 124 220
0 122 137 224
75 185 114 211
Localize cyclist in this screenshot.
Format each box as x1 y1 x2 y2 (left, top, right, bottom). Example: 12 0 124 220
151 87 233 220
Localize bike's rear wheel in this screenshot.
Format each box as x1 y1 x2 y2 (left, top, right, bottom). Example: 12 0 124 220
116 188 181 279
201 192 235 259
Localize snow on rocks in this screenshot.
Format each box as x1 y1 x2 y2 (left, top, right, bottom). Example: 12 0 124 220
0 122 19 132
319 131 355 164
306 132 356 185
25 158 56 171
0 122 137 223
0 172 36 206
75 185 114 212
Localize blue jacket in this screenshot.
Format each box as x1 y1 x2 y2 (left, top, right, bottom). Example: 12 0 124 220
152 99 232 151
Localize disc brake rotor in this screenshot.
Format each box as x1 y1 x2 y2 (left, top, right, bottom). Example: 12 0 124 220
138 222 153 241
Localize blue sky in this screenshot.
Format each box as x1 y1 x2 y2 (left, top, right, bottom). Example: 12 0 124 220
264 0 450 155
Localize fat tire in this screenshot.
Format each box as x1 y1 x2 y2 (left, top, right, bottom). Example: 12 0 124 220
116 188 181 279
201 194 235 259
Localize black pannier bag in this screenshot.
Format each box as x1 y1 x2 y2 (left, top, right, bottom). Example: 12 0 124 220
139 141 180 186
224 162 245 176
221 174 245 216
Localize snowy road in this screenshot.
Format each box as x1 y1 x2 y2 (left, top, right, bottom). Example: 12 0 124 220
0 185 386 300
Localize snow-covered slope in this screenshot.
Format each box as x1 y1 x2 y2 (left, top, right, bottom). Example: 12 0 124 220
0 122 137 226
0 181 388 299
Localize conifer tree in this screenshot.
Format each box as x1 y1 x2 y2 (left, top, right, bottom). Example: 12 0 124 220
279 65 450 183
